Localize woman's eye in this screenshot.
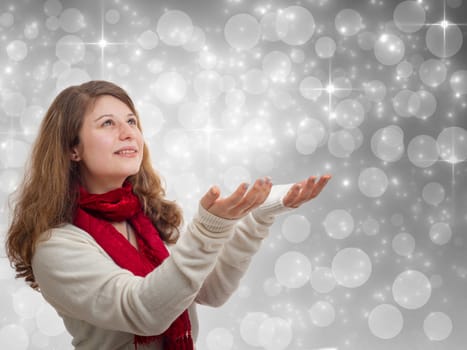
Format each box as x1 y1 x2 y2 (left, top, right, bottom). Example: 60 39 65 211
128 118 137 125
102 119 113 126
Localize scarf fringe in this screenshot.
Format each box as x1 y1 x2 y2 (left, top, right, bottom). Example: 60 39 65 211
133 332 194 350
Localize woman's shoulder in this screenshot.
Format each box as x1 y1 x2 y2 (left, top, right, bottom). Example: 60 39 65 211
37 223 99 248
33 224 108 266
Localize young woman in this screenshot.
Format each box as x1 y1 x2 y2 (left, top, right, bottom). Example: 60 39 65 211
6 80 331 350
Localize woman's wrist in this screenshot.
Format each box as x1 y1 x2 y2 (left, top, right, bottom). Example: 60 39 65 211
251 184 294 224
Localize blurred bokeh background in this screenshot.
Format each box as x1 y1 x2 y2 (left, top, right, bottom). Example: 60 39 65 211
1 0 466 349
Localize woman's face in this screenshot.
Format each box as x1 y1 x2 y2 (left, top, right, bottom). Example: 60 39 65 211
72 95 144 194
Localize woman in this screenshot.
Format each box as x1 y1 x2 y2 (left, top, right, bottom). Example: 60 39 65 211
6 80 331 349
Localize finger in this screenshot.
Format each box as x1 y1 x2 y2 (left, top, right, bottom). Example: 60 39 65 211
309 175 331 198
232 178 265 213
246 177 272 209
255 176 273 206
225 182 250 209
283 183 302 208
298 176 317 200
200 185 221 210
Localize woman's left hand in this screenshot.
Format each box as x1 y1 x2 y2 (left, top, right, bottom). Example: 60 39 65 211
282 175 332 208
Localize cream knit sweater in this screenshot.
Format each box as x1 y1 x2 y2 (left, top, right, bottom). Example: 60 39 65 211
31 185 292 350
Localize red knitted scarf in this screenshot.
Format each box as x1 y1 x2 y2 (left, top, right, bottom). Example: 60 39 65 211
73 182 193 350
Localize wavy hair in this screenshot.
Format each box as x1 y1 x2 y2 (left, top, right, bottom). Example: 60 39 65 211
6 80 182 289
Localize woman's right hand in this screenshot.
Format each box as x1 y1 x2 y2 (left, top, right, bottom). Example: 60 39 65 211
200 177 273 220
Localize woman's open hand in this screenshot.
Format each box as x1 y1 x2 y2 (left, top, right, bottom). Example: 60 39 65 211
200 177 273 220
282 175 332 208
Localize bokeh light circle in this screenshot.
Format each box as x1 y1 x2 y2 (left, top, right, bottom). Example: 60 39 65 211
362 217 380 236
392 232 415 257
225 89 245 109
43 0 62 17
193 70 223 101
396 60 413 79
240 312 269 346
323 209 354 239
223 165 251 192
423 312 453 341
0 138 31 168
12 286 44 319
411 90 437 120
183 26 206 52
137 30 159 50
419 59 447 87
281 214 311 243
157 10 194 46
426 23 463 58
0 324 29 350
59 8 85 33
6 40 28 61
331 247 372 288
392 270 432 309
371 125 405 162
296 134 318 155
290 48 305 63
263 277 282 297
163 129 190 157
429 222 452 246
358 167 388 198
276 6 315 45
105 9 120 24
335 9 362 36
198 51 217 70
328 130 356 158
393 1 425 33
1 92 27 117
206 327 233 350
310 267 337 293
224 13 261 50
374 33 405 66
392 89 419 117
35 303 66 336
368 304 404 339
422 182 445 206
364 80 386 102
437 126 467 164
299 76 322 100
137 102 164 137
153 71 187 104
242 69 269 95
297 118 327 146
335 99 365 129
315 36 337 58
275 251 312 288
56 68 91 92
450 70 467 95
56 35 85 64
262 51 292 82
309 301 336 327
407 135 439 168
258 317 293 350
178 101 208 129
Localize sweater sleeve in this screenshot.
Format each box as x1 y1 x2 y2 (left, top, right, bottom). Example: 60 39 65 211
31 205 237 337
195 184 292 307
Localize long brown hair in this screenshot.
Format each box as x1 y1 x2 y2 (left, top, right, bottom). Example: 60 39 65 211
6 80 183 289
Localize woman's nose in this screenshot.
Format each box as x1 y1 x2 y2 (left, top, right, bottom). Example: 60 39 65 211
118 121 136 140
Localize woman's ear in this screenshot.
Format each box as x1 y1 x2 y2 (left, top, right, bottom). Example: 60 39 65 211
70 149 81 161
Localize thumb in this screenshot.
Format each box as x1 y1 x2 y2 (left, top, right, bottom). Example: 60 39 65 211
200 186 220 210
